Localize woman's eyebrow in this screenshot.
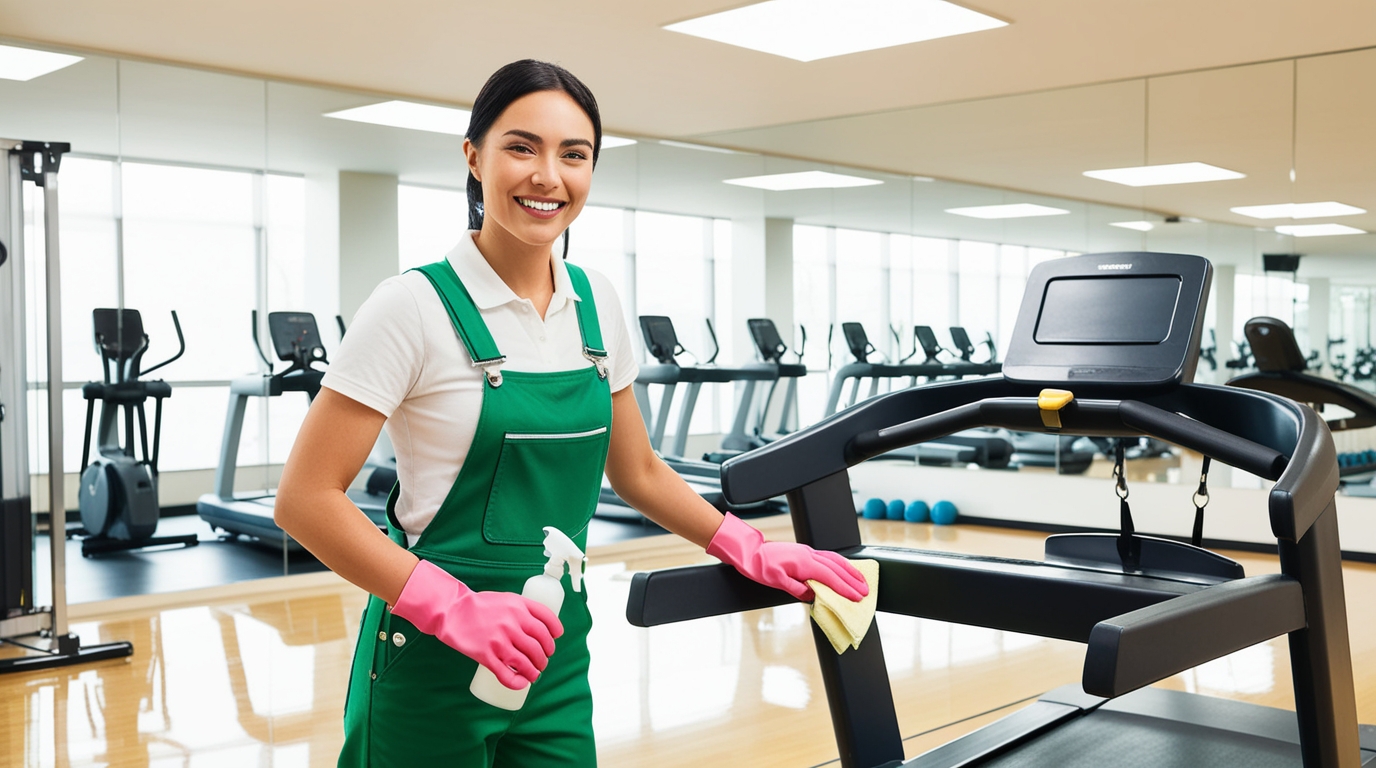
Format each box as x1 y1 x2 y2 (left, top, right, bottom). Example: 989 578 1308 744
503 129 593 150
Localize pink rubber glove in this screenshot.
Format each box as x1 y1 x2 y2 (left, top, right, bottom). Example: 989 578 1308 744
707 513 869 603
390 560 563 690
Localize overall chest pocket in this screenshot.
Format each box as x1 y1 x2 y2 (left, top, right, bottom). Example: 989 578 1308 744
483 426 610 546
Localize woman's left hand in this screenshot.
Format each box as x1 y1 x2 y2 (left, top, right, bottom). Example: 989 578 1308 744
707 513 869 603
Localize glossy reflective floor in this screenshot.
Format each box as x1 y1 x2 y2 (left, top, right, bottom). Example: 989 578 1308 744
3 517 1376 767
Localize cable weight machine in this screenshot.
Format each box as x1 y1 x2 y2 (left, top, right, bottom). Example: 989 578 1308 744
0 140 134 673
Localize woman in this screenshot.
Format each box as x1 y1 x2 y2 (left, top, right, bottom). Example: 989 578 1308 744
275 59 869 767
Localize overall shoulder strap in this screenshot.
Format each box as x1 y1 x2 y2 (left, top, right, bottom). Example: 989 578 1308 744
563 263 606 356
563 263 610 380
412 261 506 383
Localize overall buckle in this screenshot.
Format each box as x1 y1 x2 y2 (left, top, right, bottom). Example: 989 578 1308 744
473 356 506 388
583 347 609 380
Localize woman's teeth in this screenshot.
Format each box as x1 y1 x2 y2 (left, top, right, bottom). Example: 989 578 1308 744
518 198 562 211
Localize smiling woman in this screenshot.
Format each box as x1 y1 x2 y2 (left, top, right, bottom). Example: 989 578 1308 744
270 58 870 768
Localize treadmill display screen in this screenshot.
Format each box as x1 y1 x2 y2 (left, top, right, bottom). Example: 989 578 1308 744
1034 276 1181 344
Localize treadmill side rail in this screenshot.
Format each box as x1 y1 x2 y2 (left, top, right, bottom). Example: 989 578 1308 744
1082 573 1305 698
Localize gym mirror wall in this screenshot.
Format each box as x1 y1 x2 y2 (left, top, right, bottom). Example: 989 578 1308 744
3 39 1375 599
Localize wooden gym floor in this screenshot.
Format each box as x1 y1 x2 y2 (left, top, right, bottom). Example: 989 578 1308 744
3 516 1375 767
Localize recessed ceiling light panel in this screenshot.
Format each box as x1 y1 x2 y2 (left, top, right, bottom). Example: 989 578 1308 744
1275 223 1366 237
1083 162 1245 187
601 136 637 149
1109 221 1154 232
1231 202 1366 219
724 171 883 191
324 100 471 135
946 204 1070 219
665 0 1007 62
0 44 83 82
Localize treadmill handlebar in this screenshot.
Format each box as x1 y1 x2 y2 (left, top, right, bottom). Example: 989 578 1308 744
850 397 1287 479
721 379 1337 543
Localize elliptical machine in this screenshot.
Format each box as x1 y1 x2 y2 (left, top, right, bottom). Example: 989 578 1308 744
77 309 198 557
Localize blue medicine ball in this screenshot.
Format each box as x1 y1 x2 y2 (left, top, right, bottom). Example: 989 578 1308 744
886 499 906 520
862 498 886 519
905 500 930 523
931 500 959 525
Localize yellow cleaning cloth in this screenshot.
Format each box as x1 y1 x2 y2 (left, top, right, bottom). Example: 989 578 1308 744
808 559 879 655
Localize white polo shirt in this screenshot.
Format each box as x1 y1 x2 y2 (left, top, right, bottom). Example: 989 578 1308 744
322 231 639 540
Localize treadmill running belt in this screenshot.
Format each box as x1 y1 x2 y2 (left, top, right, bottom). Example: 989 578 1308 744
980 709 1375 767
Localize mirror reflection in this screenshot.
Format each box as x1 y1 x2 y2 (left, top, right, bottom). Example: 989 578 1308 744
1 40 1374 603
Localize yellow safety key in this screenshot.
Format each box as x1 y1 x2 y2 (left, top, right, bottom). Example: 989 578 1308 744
1038 389 1074 429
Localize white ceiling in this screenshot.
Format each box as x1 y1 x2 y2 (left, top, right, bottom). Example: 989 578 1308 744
1 1 1374 273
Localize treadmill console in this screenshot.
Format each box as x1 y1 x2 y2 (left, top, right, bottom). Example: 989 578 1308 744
748 318 787 363
639 316 680 365
949 326 975 360
1002 252 1211 392
915 326 942 362
841 323 871 363
267 312 327 366
1245 317 1308 373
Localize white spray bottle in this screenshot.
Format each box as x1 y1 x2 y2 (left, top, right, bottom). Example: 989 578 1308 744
470 526 585 710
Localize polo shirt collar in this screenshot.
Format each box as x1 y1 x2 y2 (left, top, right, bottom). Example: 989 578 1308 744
445 230 581 311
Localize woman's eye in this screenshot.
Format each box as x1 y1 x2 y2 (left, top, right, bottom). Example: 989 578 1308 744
508 144 534 154
564 151 588 161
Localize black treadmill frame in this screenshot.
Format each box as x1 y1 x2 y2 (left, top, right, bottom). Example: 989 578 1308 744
627 376 1360 768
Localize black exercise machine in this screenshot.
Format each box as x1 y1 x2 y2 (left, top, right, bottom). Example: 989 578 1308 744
197 311 390 548
1229 316 1376 483
76 308 199 556
949 326 1003 375
827 322 1012 469
627 252 1372 768
717 318 809 453
599 315 784 520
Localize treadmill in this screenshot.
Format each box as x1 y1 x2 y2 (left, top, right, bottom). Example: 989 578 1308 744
198 312 389 549
829 323 1013 469
949 326 1005 376
717 318 809 453
597 315 784 520
1229 316 1376 487
913 325 991 379
627 251 1373 768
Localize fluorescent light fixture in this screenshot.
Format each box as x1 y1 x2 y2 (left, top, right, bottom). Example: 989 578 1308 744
1109 221 1154 232
324 100 470 135
601 135 636 149
0 44 82 81
1083 162 1245 187
1231 202 1366 219
946 204 1069 219
665 0 1007 62
1275 223 1366 237
723 171 883 191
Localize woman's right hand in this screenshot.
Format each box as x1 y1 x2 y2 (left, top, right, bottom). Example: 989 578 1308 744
391 560 564 689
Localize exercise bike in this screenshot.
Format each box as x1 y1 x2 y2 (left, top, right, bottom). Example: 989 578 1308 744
77 309 199 557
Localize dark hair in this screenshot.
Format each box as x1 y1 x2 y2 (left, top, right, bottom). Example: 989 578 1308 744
466 59 603 257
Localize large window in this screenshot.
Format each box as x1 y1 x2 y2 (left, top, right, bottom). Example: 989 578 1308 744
24 158 304 475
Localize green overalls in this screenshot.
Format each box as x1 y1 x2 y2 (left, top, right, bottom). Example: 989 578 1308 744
338 259 612 767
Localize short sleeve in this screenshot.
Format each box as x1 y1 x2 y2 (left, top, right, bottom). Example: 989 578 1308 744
583 268 639 393
321 277 426 417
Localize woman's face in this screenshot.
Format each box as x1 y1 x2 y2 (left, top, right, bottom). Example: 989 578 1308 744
465 90 596 250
